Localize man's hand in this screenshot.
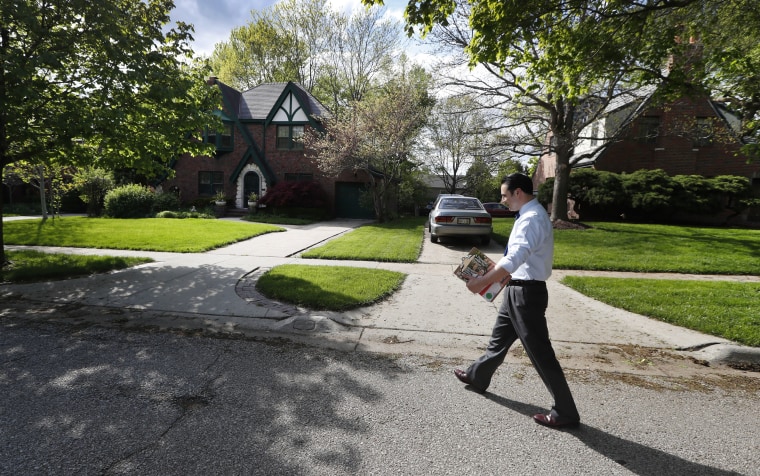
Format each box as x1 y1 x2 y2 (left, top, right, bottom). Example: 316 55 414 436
463 274 486 294
462 266 510 294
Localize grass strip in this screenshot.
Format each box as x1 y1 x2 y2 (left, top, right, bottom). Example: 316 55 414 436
1 250 153 284
256 264 406 311
493 220 760 275
301 217 424 262
561 276 760 347
4 217 284 252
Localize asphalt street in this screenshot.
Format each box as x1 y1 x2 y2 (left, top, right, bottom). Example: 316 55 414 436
1 319 758 475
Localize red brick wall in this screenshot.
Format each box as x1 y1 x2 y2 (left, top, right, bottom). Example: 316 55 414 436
534 96 760 191
598 97 758 179
164 122 368 212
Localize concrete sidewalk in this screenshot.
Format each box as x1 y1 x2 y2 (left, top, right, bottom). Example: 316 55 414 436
3 216 759 372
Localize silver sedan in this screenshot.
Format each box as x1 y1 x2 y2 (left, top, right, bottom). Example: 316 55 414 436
428 196 492 245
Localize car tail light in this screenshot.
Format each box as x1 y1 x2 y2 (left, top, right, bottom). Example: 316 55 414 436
435 216 454 223
474 217 492 224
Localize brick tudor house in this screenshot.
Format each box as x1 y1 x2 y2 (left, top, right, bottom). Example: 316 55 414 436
161 78 375 218
533 85 760 222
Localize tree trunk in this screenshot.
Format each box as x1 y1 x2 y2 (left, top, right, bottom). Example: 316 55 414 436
550 152 570 221
38 166 48 221
0 165 6 267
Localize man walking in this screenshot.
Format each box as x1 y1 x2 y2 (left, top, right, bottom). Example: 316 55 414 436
455 173 580 429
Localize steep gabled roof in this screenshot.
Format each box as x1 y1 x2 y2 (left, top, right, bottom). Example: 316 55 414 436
710 101 743 138
208 79 330 123
236 82 330 122
216 81 242 119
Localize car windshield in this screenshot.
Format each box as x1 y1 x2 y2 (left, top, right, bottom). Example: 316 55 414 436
440 198 482 210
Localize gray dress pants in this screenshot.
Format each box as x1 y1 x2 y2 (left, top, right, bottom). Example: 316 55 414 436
465 282 580 420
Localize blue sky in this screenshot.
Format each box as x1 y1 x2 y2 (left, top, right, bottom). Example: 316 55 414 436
170 0 408 57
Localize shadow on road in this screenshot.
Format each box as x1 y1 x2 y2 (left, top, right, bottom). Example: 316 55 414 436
484 393 735 476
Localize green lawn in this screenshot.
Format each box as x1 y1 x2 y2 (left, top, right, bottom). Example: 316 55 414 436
4 217 284 252
301 217 424 262
1 250 153 283
256 264 406 311
493 220 760 275
561 276 760 347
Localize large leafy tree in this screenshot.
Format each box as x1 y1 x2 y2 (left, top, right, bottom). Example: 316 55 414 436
306 62 434 222
423 94 493 194
209 0 333 92
209 0 404 116
314 6 403 115
366 0 711 221
692 0 760 159
0 0 219 266
209 16 303 91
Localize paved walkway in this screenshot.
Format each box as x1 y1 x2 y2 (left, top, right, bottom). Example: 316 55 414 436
2 216 759 373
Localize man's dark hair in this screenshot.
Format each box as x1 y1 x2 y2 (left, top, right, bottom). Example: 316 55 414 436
502 173 534 195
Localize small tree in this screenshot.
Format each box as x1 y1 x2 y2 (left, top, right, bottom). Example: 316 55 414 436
72 167 114 217
462 157 495 201
4 162 73 220
306 61 434 222
423 95 491 194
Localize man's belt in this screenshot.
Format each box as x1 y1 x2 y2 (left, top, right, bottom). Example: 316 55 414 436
508 279 545 286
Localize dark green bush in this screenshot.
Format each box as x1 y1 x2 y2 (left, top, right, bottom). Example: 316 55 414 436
567 169 627 219
153 192 181 213
2 202 41 215
543 168 753 223
537 177 555 207
104 184 155 218
619 169 675 219
671 175 722 215
155 210 214 219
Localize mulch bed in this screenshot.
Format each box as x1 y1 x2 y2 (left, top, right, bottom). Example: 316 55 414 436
552 219 591 230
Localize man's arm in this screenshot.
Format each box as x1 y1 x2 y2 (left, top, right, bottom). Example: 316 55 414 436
463 265 510 294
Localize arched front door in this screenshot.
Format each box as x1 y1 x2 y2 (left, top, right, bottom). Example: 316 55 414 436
244 172 260 201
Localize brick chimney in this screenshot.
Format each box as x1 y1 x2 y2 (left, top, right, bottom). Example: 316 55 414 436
667 36 703 78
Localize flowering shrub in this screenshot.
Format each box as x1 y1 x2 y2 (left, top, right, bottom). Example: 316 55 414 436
259 181 328 208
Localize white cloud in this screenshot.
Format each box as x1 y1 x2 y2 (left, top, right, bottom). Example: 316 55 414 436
170 0 277 56
171 0 412 57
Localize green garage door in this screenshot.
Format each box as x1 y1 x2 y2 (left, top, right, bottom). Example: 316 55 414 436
335 182 374 219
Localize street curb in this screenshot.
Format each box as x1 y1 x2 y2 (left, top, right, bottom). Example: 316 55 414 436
691 344 760 370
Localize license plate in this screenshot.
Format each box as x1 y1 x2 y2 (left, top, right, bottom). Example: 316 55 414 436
457 218 469 224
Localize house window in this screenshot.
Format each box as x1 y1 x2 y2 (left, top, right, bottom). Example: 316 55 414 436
198 171 223 196
637 116 660 143
694 117 713 147
205 122 233 151
284 173 314 182
277 125 305 150
590 122 600 147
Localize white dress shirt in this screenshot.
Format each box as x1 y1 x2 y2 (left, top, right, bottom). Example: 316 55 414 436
495 198 553 281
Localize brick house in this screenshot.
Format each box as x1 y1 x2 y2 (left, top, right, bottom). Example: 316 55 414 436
533 87 760 215
162 78 375 218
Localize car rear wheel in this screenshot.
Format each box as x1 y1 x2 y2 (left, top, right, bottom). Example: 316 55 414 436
430 233 438 243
